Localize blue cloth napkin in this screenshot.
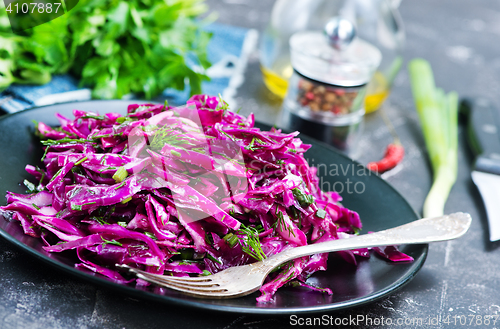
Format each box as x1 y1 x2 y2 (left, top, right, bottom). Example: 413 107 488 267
0 23 257 114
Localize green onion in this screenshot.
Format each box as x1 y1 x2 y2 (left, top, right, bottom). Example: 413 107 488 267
112 166 128 183
201 270 212 276
222 233 239 248
315 208 327 219
408 59 458 217
23 179 36 193
170 150 182 157
115 117 127 124
121 196 133 204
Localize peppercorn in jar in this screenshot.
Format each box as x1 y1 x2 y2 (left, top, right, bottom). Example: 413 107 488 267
278 18 381 155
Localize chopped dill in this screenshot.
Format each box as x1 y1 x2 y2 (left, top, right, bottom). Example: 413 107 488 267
292 188 314 208
101 236 123 246
236 224 267 261
206 253 222 265
273 208 296 237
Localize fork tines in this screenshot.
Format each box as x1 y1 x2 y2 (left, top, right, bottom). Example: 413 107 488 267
116 264 229 297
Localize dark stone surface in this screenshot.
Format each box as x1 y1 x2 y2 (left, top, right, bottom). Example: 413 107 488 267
0 0 499 328
204 1 500 328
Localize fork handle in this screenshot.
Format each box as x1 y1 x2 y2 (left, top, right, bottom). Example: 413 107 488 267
260 212 471 270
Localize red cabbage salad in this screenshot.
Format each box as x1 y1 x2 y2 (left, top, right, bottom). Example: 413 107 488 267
0 95 413 303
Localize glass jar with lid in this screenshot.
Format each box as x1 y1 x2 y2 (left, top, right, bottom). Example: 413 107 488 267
260 0 404 113
279 18 381 154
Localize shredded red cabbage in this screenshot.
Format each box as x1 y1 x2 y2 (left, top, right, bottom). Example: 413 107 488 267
0 94 412 303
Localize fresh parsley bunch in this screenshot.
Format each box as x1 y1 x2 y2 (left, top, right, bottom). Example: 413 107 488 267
0 0 212 99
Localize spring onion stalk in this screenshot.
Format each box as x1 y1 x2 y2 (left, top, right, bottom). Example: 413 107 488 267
112 167 128 183
408 59 458 217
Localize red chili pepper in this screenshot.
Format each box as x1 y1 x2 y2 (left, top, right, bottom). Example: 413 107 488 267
367 143 405 174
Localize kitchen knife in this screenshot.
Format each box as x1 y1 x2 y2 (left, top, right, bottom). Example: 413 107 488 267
462 97 500 241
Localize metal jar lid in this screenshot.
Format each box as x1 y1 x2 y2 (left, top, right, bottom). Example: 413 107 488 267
289 17 382 87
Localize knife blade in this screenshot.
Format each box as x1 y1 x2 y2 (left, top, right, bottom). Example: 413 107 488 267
462 97 500 241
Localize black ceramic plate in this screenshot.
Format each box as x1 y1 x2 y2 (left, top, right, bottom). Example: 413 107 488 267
0 100 427 314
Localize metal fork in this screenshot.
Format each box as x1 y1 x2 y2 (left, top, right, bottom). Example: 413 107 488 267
116 212 471 299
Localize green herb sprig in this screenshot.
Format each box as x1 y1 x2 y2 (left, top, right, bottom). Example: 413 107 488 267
223 225 267 261
0 0 212 99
